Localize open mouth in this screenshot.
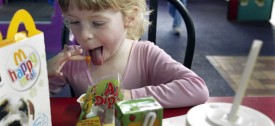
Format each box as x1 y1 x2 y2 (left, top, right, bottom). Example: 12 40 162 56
89 46 103 65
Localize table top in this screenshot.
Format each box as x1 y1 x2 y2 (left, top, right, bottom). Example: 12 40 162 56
50 97 275 126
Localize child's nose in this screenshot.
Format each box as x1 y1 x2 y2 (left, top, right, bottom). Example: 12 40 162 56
80 27 94 40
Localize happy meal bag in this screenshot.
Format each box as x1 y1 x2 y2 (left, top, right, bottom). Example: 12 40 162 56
0 9 52 126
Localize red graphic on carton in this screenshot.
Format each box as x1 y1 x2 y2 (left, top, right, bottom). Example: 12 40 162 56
94 82 121 108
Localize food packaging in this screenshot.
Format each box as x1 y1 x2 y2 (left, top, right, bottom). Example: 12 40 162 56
0 9 52 126
115 97 163 126
77 94 86 109
77 73 124 126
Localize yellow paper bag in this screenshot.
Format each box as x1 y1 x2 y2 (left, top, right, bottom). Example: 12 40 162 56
0 9 52 126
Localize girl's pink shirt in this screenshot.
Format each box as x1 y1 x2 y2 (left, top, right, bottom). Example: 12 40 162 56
49 41 209 108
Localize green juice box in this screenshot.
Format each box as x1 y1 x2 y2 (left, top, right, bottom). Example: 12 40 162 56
115 97 163 126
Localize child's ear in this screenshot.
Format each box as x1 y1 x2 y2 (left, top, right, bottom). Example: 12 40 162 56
124 6 139 28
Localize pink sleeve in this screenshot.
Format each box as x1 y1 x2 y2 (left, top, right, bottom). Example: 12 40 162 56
130 42 209 108
49 70 68 95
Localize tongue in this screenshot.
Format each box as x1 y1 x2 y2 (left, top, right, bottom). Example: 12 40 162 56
89 47 103 65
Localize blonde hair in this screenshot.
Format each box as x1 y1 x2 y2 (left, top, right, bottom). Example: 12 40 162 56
58 0 150 40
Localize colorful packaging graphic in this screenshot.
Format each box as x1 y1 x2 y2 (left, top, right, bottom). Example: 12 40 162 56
0 9 52 126
77 73 124 126
115 97 163 126
7 46 40 90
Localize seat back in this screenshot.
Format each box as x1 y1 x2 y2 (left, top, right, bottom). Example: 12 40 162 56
61 0 196 97
148 0 195 69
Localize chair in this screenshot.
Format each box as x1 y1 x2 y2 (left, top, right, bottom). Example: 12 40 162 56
61 0 196 97
148 0 195 69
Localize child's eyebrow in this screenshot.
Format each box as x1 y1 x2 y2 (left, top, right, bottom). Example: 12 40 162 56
64 14 77 18
65 13 108 20
88 14 109 19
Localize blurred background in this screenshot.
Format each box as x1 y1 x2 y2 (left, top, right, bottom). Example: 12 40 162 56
0 0 275 97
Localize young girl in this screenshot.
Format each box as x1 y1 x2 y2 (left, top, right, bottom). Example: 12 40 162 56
47 0 209 108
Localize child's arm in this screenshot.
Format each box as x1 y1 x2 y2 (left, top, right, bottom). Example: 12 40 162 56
124 41 209 108
48 45 91 96
47 45 83 78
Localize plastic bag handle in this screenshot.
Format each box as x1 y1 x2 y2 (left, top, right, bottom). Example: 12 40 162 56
7 9 41 40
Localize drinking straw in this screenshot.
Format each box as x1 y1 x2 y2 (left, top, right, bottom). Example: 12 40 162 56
228 40 263 122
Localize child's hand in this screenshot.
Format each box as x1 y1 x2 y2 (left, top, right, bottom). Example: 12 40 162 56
47 45 83 78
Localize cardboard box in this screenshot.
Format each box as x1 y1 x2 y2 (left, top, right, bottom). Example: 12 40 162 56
0 9 52 126
115 97 163 126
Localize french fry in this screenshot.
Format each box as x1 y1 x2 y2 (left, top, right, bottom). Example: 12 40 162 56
85 56 91 63
70 55 92 70
86 56 92 70
70 56 90 61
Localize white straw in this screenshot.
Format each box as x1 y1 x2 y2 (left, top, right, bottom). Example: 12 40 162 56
228 40 263 122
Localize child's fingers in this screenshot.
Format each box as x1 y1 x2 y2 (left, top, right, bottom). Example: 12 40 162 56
56 49 84 67
61 45 83 58
55 71 64 77
49 46 84 77
69 48 83 57
63 45 69 51
58 51 71 63
47 65 64 78
48 71 63 78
